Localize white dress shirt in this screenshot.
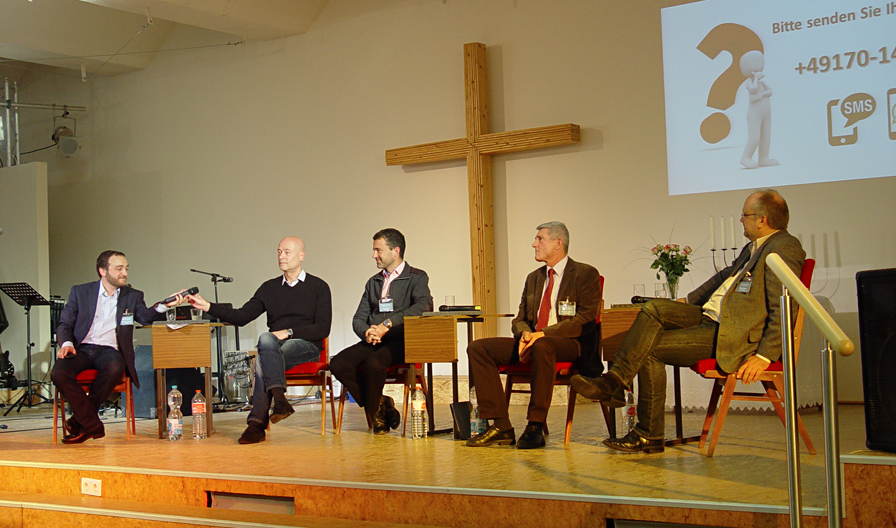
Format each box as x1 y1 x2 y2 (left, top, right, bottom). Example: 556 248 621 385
81 283 121 350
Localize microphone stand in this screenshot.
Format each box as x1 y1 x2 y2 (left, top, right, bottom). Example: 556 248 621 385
189 269 239 408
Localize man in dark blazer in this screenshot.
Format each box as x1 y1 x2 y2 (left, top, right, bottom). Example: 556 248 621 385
51 250 185 444
466 221 602 449
572 189 804 454
330 228 433 435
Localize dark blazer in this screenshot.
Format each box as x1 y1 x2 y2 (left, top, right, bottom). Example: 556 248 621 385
687 230 805 373
56 281 164 388
351 264 434 342
512 257 602 369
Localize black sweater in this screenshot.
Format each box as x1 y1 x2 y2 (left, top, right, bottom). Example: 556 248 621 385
207 274 331 347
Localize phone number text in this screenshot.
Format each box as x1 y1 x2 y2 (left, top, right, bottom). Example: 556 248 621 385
795 46 895 75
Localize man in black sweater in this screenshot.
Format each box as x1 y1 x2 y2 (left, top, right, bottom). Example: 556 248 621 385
187 237 331 444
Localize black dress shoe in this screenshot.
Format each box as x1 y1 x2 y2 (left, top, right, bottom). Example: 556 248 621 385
466 424 516 447
369 411 390 435
65 418 82 436
61 425 105 445
603 429 665 454
269 400 295 424
570 374 626 407
238 424 266 444
516 424 546 449
381 395 401 430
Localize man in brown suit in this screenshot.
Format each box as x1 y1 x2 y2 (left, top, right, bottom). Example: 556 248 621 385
466 222 602 449
572 189 804 453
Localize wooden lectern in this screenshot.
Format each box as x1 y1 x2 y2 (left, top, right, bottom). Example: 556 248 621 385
404 313 513 436
152 322 214 439
404 316 458 435
404 316 458 364
600 306 640 364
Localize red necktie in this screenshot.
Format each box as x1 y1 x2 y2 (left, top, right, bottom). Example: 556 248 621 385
536 269 555 331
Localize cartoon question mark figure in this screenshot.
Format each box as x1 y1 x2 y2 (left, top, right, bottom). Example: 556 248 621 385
697 23 763 145
739 50 778 169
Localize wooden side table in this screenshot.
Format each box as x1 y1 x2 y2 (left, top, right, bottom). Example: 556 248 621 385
151 322 215 439
601 305 641 364
405 313 513 437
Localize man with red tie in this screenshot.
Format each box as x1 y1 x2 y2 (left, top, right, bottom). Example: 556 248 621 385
466 222 602 449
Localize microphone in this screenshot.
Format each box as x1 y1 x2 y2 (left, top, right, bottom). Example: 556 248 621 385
631 296 656 304
219 276 233 283
160 286 199 305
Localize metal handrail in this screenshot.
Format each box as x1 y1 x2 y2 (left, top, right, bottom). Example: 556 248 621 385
767 254 854 357
767 253 855 528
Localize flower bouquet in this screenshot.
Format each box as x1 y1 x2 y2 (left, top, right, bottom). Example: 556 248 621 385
650 243 692 299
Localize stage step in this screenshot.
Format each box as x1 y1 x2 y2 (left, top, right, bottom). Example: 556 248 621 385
0 491 445 528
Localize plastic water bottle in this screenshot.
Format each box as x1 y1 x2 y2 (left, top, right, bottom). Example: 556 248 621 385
191 389 207 439
622 389 636 435
167 385 183 441
411 384 427 439
469 386 486 437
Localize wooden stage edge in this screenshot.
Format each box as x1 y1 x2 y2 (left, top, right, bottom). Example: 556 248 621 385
1 456 895 528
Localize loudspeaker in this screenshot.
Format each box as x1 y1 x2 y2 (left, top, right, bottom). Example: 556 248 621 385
856 268 896 453
49 296 65 344
127 345 207 418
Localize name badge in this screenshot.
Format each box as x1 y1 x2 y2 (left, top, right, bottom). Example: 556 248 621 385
121 311 134 326
558 300 576 316
735 273 753 294
379 297 394 312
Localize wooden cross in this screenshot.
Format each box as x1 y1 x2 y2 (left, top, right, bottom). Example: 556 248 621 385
386 42 580 338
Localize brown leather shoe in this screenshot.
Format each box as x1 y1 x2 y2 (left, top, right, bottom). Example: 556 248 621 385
570 374 626 407
238 424 266 444
603 430 665 454
269 400 295 424
466 424 515 447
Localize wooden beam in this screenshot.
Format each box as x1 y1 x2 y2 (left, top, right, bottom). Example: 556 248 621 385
385 138 469 166
476 124 580 155
385 42 581 339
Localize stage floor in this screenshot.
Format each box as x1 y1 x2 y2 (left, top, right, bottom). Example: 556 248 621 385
0 396 870 518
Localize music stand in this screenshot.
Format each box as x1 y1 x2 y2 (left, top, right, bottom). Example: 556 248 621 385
0 282 51 414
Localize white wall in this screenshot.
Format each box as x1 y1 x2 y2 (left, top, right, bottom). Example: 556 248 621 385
0 163 51 392
13 0 895 405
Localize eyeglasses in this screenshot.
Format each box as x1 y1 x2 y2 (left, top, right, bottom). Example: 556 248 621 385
740 213 757 219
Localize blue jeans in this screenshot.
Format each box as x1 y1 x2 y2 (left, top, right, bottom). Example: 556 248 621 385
609 299 718 439
247 332 321 426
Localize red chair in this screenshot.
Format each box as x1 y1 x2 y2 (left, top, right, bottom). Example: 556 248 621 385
336 363 428 435
690 258 817 456
281 338 335 435
53 370 135 444
498 275 606 444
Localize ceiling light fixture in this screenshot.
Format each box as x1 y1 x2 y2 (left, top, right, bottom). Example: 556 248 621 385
52 110 80 158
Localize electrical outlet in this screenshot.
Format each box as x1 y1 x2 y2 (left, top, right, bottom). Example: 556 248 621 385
81 477 102 497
